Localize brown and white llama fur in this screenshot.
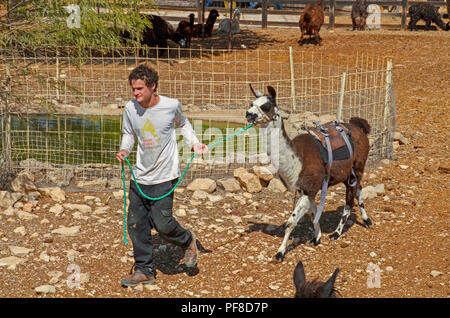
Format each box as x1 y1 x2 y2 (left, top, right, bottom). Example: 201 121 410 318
246 85 372 262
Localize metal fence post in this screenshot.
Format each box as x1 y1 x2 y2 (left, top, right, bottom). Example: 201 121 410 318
383 60 394 158
401 0 408 30
262 0 268 28
289 47 296 111
337 72 346 121
3 63 12 171
329 0 336 29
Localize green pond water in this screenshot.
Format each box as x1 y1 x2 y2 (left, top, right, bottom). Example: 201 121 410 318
0 114 259 165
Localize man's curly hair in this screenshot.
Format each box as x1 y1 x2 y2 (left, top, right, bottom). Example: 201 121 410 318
128 64 159 90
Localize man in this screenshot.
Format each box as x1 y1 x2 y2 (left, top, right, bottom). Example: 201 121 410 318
116 64 208 287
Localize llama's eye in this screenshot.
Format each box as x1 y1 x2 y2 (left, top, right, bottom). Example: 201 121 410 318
261 103 271 113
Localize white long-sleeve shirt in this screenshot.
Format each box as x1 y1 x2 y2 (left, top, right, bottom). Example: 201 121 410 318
120 95 199 185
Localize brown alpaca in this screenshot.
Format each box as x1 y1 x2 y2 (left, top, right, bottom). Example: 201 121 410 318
246 85 372 262
294 261 340 298
177 13 195 47
298 0 325 46
192 9 220 38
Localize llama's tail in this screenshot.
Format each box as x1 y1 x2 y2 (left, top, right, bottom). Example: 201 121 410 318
350 117 371 135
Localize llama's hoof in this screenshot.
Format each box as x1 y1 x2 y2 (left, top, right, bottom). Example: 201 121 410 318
329 232 341 240
363 218 372 228
272 252 285 263
310 238 321 246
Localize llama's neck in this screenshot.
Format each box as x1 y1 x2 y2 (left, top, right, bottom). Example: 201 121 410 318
265 117 303 193
317 0 324 7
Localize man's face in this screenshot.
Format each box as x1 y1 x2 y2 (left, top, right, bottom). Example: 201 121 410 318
131 79 156 106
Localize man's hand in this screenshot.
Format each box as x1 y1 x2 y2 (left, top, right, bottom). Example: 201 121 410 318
116 149 128 163
192 143 209 155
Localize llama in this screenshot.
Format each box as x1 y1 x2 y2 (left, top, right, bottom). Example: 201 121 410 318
192 9 220 38
351 0 369 30
120 15 188 54
218 6 241 34
294 261 340 298
176 13 195 48
298 0 325 46
408 2 449 31
246 85 372 262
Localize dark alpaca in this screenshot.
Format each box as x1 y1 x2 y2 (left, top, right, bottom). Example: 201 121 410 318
294 261 340 298
298 0 325 46
192 9 220 38
246 85 372 262
176 13 195 48
351 0 369 30
408 3 449 31
121 15 188 54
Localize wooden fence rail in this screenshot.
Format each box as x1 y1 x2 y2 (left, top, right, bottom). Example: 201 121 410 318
173 0 449 30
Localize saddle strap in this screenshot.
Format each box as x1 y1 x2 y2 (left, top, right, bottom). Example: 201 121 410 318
335 122 358 187
314 134 332 225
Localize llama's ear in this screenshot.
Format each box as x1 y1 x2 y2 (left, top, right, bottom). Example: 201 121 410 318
318 268 340 298
249 84 263 98
293 261 306 292
267 86 276 99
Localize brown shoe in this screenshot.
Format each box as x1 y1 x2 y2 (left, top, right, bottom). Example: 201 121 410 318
182 231 198 268
120 269 156 287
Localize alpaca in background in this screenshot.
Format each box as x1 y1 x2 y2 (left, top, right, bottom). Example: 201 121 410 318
219 6 241 34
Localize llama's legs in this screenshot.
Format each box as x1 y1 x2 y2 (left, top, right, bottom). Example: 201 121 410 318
356 185 372 227
298 30 305 45
274 195 310 262
309 198 322 246
330 185 355 240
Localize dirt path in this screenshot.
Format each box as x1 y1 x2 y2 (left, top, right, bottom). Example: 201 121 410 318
0 27 449 298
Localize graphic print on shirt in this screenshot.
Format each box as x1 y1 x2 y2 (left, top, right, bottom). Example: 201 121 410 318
139 118 161 150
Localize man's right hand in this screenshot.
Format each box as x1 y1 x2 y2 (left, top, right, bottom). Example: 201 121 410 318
116 149 128 163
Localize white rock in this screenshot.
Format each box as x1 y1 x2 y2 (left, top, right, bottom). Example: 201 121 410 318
207 194 223 203
430 270 443 277
39 251 50 262
8 246 34 256
38 187 66 202
51 226 81 236
175 208 187 217
35 285 56 294
187 178 217 193
13 226 27 236
49 204 64 215
267 178 287 193
63 204 92 213
16 210 38 221
192 190 208 200
369 252 377 258
0 256 26 270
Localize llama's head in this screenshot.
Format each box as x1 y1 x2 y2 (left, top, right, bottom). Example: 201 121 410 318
246 84 280 126
233 7 241 20
293 261 340 298
208 9 220 21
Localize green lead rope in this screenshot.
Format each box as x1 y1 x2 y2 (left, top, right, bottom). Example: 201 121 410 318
121 123 254 244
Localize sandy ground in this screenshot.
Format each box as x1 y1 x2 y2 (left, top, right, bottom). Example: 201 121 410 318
0 25 449 299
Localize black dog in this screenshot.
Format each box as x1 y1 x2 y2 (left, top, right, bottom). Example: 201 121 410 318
408 2 449 31
351 0 369 30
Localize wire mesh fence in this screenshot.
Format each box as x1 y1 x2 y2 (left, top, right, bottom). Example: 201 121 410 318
0 45 395 190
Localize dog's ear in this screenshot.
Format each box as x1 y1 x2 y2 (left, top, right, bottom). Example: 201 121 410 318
249 84 263 98
267 86 276 99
